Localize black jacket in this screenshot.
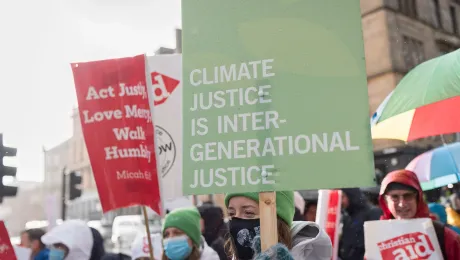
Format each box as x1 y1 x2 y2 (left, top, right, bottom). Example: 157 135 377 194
339 188 382 260
101 253 131 260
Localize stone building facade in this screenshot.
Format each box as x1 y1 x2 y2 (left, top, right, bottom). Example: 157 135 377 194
362 0 460 174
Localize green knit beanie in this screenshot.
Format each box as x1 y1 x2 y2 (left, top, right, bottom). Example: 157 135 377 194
225 191 295 226
162 207 201 246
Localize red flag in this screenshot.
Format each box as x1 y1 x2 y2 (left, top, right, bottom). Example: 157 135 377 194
0 222 16 260
71 55 161 213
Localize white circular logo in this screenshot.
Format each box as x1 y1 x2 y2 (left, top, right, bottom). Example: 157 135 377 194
155 125 176 177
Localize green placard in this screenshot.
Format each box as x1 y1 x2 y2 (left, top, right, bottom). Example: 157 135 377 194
182 0 375 195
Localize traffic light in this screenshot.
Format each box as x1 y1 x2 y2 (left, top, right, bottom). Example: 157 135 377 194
68 171 82 200
0 134 18 202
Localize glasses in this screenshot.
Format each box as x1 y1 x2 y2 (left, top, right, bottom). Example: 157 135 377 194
386 192 417 202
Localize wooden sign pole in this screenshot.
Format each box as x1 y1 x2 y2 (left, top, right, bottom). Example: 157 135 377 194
259 191 278 251
141 206 155 260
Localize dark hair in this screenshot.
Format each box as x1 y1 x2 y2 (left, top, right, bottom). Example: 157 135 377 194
293 207 304 221
424 188 442 203
305 200 317 211
26 228 46 249
224 217 292 258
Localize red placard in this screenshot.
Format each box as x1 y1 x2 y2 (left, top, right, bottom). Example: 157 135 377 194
71 55 161 213
325 190 339 238
325 190 341 260
0 222 16 260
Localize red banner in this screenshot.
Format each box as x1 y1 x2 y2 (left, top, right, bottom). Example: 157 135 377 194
72 55 161 213
0 222 16 260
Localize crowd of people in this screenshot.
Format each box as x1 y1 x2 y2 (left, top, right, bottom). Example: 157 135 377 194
16 169 460 260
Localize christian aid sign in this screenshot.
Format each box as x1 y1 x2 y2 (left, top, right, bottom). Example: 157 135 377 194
364 218 444 260
378 232 434 259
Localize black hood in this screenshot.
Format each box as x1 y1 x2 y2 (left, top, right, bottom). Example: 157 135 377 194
342 188 369 215
89 227 106 260
198 203 226 245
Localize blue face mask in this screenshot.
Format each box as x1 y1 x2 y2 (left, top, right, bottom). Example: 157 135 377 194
163 235 192 260
48 248 66 260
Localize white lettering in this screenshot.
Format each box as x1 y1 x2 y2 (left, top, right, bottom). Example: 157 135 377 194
189 132 360 162
189 59 276 86
124 105 151 123
104 144 152 163
189 164 276 189
86 86 116 100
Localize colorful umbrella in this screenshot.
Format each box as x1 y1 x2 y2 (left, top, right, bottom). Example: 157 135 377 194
371 49 460 141
406 142 460 190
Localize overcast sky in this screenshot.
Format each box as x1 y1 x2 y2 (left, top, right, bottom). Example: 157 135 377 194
0 0 181 181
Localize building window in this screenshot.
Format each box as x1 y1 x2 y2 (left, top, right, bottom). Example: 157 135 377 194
433 0 442 28
398 0 417 18
402 36 425 69
451 6 458 34
437 42 457 55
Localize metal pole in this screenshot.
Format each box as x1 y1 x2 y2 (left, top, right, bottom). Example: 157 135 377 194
61 167 67 220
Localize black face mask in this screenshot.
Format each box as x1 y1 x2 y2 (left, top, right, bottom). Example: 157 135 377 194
229 217 261 260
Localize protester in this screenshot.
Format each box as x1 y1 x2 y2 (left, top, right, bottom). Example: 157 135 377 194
429 203 460 234
19 230 29 247
424 187 442 203
225 191 332 260
379 169 460 260
89 227 106 260
162 207 219 260
41 220 96 260
339 188 381 260
361 186 380 206
304 200 317 222
198 203 228 260
23 228 49 260
447 191 460 228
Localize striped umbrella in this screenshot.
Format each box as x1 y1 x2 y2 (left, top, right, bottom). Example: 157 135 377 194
371 49 460 141
406 142 460 190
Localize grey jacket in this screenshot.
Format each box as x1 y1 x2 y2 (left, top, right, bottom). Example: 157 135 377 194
290 221 333 260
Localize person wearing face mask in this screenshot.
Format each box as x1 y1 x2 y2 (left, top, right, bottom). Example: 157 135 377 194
378 169 460 260
41 220 94 260
162 207 219 260
225 191 332 260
